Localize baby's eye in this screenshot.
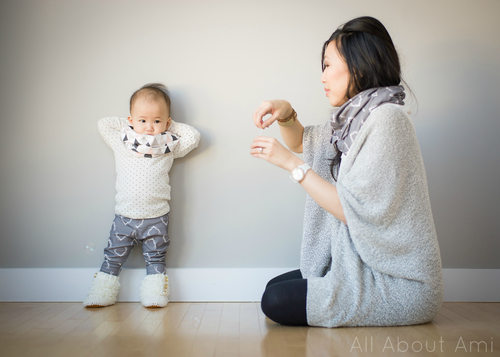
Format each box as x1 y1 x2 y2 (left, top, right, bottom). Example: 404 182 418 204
154 120 161 124
139 119 146 123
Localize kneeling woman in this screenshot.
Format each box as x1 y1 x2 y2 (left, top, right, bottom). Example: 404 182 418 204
250 16 443 327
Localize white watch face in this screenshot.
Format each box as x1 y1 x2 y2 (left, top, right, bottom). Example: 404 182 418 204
292 167 304 182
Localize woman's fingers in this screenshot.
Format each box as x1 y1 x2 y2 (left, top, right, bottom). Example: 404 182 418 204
253 103 271 129
251 136 283 158
251 137 269 154
253 110 277 129
250 139 266 157
251 136 272 148
253 100 288 129
261 114 279 129
250 136 298 171
250 147 264 157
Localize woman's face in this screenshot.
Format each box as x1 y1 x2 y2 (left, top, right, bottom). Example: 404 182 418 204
321 42 350 107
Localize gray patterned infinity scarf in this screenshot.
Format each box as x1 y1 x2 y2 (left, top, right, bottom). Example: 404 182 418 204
331 85 405 155
122 126 179 158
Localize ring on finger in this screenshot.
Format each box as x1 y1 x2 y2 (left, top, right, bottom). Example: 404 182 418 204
259 147 263 154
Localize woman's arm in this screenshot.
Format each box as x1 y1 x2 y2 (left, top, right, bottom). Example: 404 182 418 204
253 100 304 153
250 136 346 224
279 119 304 153
299 168 346 224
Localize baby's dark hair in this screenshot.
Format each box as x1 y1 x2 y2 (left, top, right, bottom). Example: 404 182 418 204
130 83 171 115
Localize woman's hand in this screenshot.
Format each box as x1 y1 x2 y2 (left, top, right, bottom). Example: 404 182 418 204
253 100 293 129
250 123 346 224
250 136 303 172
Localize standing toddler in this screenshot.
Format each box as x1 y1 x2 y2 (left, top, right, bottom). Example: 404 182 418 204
83 83 200 308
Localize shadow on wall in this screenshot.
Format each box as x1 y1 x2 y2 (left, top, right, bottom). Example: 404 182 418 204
412 41 500 268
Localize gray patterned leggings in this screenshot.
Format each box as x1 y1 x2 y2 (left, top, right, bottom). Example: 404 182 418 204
100 213 170 276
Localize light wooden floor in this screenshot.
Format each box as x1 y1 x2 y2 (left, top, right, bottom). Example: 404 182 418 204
0 302 499 357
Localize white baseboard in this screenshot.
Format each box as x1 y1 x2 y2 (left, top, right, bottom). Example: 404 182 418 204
0 268 498 302
0 268 291 302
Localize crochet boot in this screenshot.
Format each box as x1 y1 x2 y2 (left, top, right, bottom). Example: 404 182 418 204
83 272 120 307
139 273 169 308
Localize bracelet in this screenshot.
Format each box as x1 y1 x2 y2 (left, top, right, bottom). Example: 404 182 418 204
277 108 297 127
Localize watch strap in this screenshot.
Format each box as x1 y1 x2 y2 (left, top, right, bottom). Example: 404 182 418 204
298 163 311 175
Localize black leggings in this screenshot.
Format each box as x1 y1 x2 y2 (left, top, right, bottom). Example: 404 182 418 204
260 269 308 326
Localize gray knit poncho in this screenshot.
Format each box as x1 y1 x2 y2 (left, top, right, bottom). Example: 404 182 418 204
301 104 443 327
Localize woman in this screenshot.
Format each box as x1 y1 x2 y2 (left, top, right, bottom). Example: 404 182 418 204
250 16 443 327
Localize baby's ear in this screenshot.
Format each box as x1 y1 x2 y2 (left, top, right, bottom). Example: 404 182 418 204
166 117 172 130
127 116 133 125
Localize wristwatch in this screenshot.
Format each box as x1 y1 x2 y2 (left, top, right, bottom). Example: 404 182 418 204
290 163 311 183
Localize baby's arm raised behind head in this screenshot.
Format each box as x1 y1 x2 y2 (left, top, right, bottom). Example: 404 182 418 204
169 120 201 159
98 117 129 150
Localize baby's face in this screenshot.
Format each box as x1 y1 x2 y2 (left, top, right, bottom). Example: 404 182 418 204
128 97 171 135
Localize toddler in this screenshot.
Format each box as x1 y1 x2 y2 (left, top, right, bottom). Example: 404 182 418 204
83 83 200 308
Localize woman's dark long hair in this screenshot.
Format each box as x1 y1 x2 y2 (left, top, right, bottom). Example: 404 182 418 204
322 16 402 180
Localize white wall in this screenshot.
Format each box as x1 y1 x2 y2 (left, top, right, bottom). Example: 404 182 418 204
0 0 499 272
